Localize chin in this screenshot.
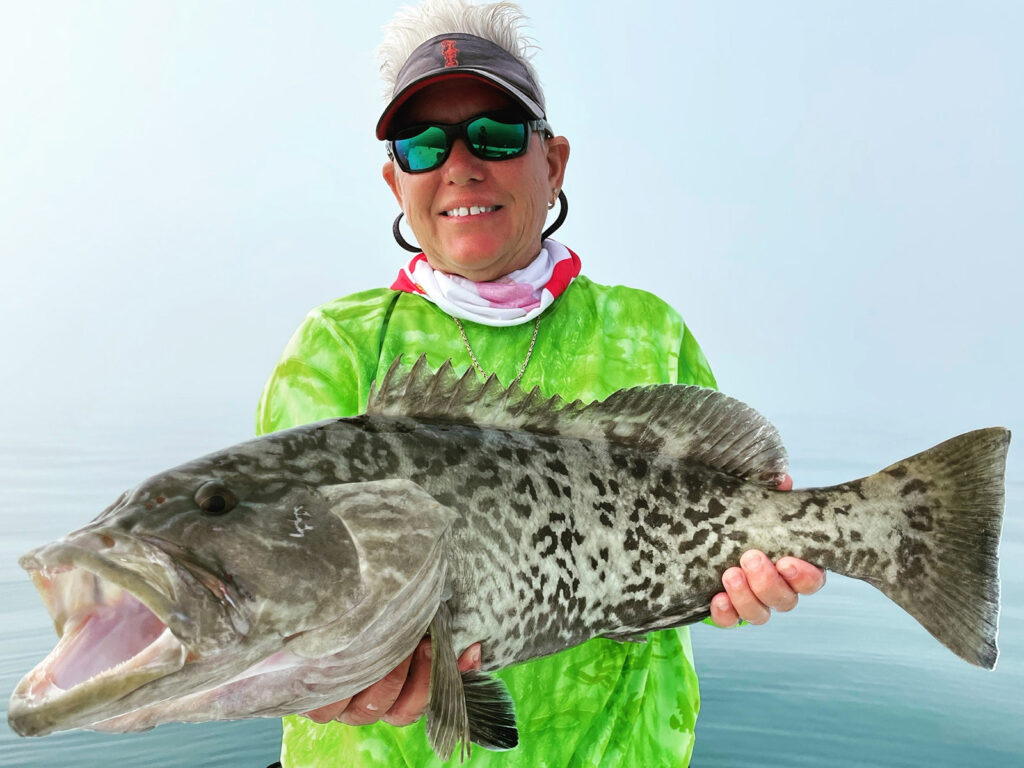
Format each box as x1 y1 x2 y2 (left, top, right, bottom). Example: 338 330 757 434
438 240 510 277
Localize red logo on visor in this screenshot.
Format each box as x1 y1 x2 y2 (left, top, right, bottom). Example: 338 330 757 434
441 39 459 67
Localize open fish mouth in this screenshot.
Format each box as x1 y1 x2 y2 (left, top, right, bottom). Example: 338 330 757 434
8 563 188 736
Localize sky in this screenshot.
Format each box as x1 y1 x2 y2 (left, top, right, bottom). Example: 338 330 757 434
0 0 1021 473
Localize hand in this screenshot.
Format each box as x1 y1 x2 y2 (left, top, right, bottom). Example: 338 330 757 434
303 638 483 726
709 473 826 627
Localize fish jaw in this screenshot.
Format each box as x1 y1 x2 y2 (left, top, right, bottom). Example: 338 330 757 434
8 526 259 736
8 562 189 737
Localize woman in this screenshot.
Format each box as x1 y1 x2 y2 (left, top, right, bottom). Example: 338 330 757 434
257 1 824 765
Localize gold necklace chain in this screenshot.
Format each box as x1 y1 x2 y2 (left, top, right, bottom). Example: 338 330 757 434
453 315 540 386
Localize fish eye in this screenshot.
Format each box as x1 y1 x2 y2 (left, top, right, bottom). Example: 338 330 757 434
194 482 238 516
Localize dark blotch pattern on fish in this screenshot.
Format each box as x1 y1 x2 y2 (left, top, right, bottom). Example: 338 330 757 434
905 505 934 532
203 408 1002 677
900 478 931 497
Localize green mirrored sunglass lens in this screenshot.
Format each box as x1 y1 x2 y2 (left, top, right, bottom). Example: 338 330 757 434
468 118 526 157
405 145 447 171
395 126 448 170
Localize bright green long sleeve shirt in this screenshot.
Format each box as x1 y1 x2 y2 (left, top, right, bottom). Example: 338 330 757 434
256 275 717 768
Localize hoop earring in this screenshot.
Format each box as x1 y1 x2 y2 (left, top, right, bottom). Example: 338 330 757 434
541 190 568 241
392 212 421 253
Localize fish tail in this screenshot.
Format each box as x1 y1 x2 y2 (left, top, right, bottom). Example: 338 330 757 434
847 427 1009 669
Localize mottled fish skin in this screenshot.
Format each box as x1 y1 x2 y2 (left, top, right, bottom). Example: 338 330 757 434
315 415 1000 671
7 361 1008 753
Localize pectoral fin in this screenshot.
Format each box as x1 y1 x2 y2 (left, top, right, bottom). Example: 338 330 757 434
425 603 519 762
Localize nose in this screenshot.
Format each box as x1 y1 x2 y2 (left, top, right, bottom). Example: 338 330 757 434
442 138 486 184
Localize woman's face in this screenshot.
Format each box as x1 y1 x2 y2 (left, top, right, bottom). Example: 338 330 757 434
383 78 569 282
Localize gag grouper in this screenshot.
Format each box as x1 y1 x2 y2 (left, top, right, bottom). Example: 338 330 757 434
8 357 1009 761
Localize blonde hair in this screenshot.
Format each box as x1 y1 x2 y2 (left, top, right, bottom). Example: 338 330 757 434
377 0 544 109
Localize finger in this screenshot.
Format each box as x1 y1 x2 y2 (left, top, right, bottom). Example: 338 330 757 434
382 637 433 726
776 473 794 491
338 651 414 726
457 642 482 673
709 591 740 628
776 556 827 595
382 639 483 727
741 550 799 613
304 696 352 724
722 564 770 624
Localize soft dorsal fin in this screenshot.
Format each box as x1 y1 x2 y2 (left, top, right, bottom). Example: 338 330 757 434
367 356 788 486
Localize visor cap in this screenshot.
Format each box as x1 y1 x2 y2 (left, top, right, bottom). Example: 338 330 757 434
376 32 545 140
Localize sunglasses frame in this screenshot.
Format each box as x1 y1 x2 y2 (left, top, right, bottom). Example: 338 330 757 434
386 112 553 174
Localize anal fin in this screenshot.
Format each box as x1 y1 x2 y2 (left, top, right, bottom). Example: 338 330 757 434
463 670 517 751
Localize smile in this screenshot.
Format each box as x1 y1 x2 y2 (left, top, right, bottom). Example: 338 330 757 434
441 205 501 218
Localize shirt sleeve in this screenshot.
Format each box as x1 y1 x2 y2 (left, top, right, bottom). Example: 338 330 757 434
677 322 718 390
255 290 399 435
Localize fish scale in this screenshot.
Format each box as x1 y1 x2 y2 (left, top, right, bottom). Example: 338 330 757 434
316 414 983 673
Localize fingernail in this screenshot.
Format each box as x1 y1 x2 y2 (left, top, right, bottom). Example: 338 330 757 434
422 644 432 660
472 646 481 666
725 571 743 588
741 551 762 570
781 564 797 580
365 703 378 712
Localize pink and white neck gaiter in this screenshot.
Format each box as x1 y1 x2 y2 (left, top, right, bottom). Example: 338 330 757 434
390 239 581 327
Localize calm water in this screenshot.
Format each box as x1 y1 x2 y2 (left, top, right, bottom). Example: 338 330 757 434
1 419 1021 767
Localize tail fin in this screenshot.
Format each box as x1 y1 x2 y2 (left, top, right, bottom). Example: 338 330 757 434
857 427 1009 669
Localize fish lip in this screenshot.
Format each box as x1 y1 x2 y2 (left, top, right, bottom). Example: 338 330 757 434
9 554 190 736
10 533 255 737
20 533 249 643
19 542 186 642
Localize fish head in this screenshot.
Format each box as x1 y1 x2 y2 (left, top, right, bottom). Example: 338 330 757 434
8 445 372 737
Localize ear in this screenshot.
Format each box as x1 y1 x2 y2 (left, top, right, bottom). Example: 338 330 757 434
383 160 404 207
544 135 570 194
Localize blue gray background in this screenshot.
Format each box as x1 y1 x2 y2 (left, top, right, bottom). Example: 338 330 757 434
1 2 1021 766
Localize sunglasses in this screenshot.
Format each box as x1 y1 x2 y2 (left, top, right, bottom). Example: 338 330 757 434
386 111 553 173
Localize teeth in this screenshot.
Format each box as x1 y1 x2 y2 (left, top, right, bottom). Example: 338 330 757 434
445 206 497 218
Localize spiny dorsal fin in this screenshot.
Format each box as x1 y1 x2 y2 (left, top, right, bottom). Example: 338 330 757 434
367 356 788 486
